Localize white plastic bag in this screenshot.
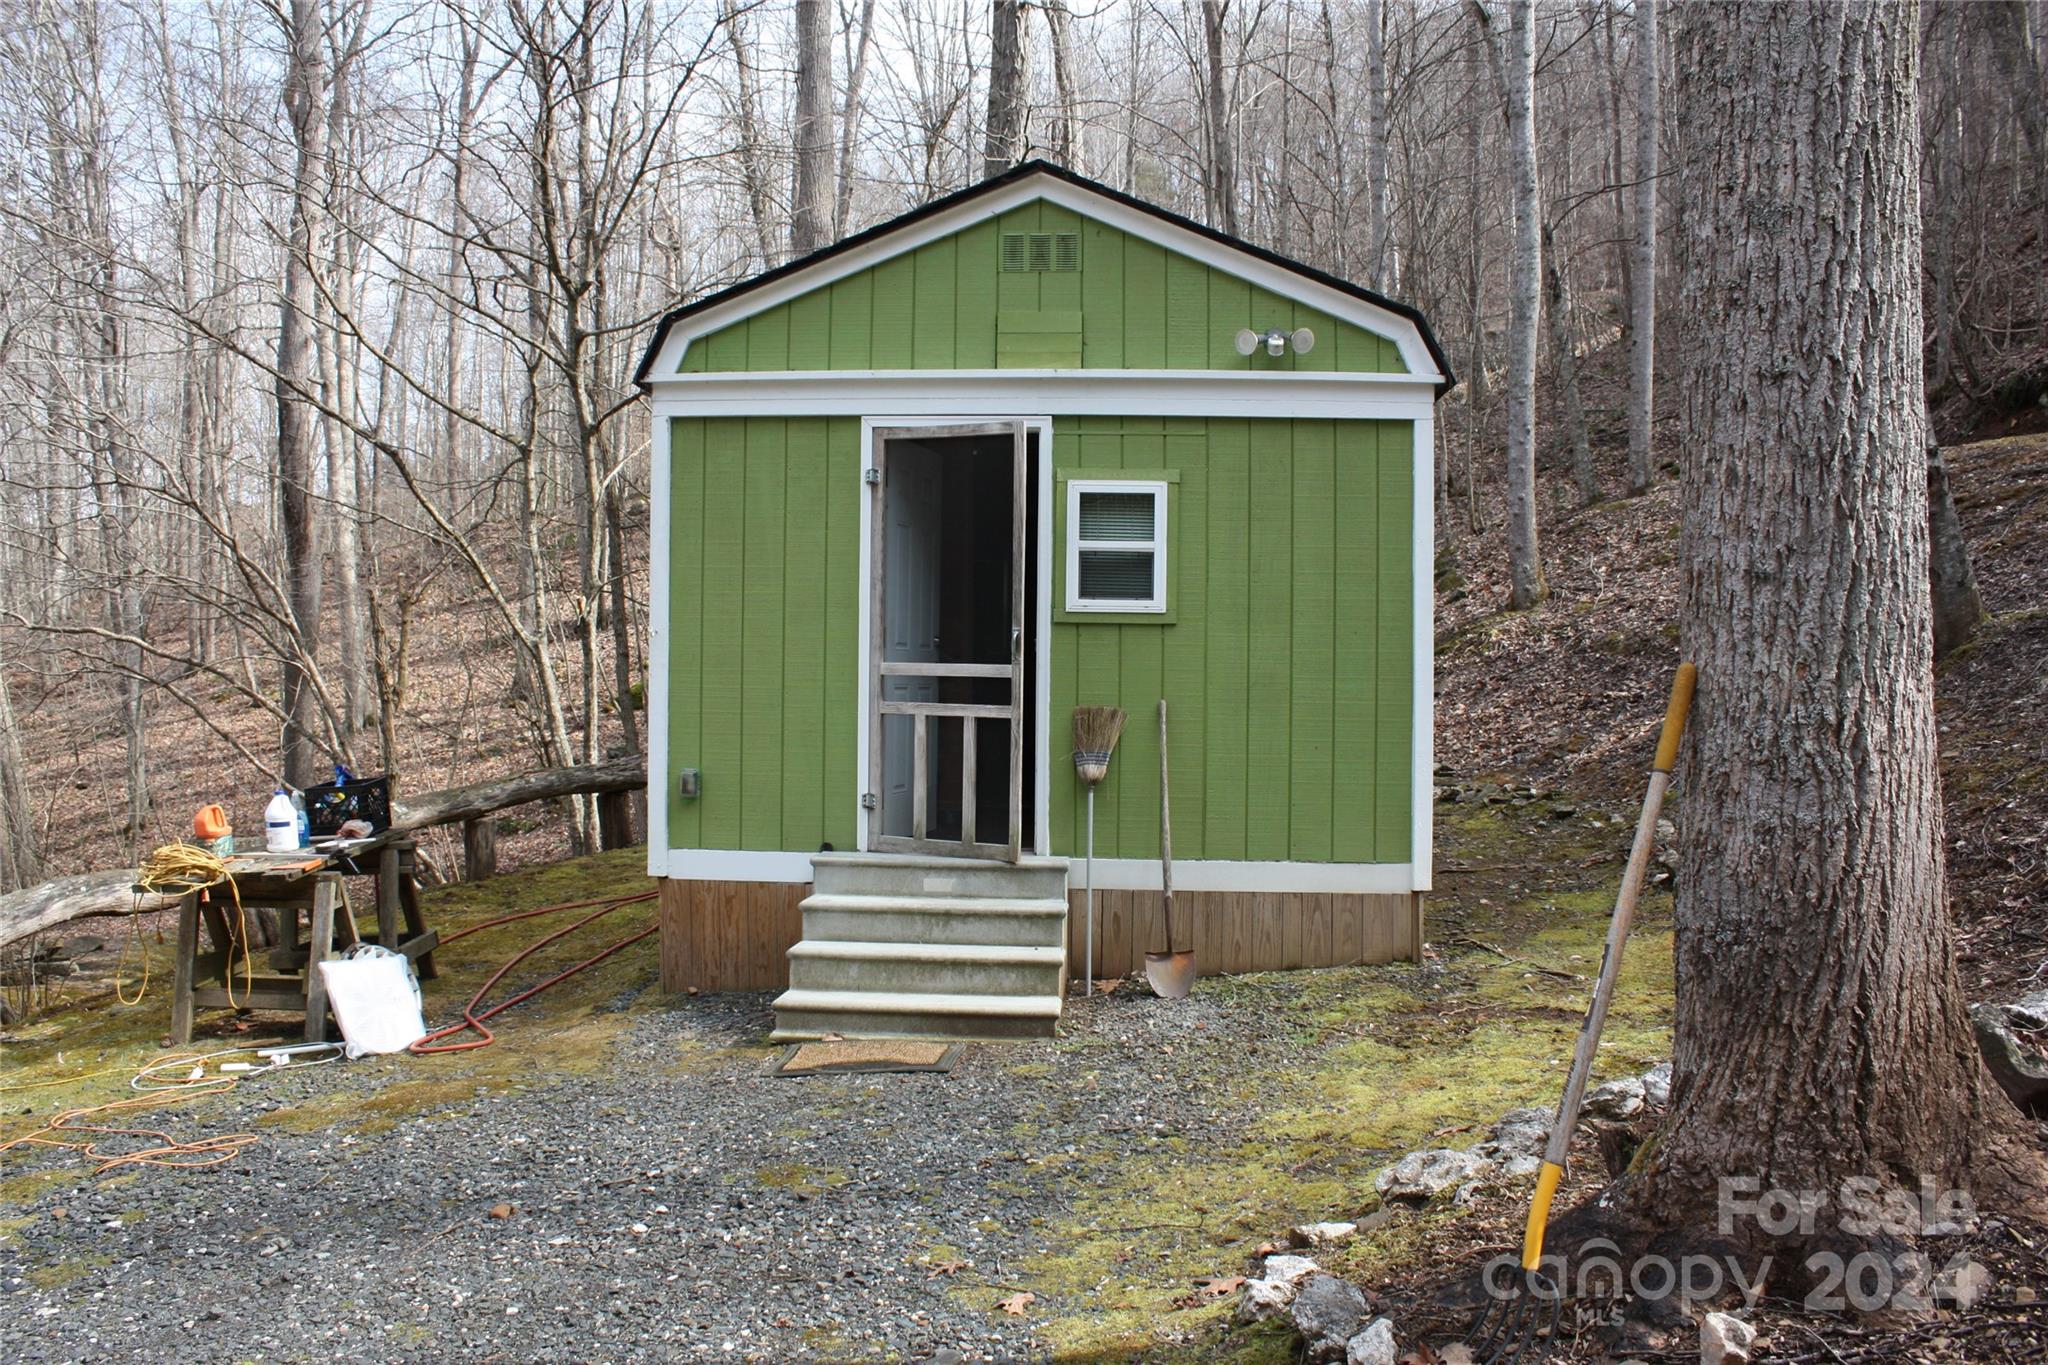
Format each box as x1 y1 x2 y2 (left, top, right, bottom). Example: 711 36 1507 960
317 944 426 1058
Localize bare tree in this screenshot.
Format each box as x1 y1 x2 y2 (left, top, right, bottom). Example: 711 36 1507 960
792 0 834 254
275 0 334 789
1363 0 1393 290
1626 0 1659 496
1471 0 1546 609
1201 0 1238 234
1043 0 1079 167
0 629 39 891
984 0 1027 178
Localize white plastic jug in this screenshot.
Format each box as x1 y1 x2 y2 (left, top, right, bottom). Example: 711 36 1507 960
264 789 299 853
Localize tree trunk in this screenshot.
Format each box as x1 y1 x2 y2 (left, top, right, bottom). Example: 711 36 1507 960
276 0 331 790
984 0 1027 179
1651 0 2046 1238
1543 219 1598 506
722 0 780 264
833 0 879 237
0 631 40 894
1626 0 1660 496
1364 0 1393 291
790 0 834 256
1501 0 1546 609
1927 443 1984 659
1201 1 1238 235
1044 0 1079 167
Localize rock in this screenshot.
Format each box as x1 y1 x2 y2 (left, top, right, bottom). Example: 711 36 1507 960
1346 1316 1398 1365
1236 1276 1298 1323
1262 1253 1322 1285
488 1203 516 1220
1375 1148 1494 1202
1290 1221 1358 1248
1476 1106 1552 1160
1237 1251 1324 1319
1700 1311 1756 1365
1971 1003 2048 1116
1655 817 1676 843
2012 989 2048 1028
1290 1274 1374 1363
1641 1062 1673 1107
1583 1076 1646 1121
1496 1153 1544 1179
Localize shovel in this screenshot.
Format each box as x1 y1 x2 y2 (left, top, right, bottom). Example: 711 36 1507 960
1144 699 1197 998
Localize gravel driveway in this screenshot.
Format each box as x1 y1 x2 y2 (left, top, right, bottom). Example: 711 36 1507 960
0 981 1317 1364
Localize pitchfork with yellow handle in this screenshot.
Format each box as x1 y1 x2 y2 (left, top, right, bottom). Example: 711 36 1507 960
1469 661 1697 1364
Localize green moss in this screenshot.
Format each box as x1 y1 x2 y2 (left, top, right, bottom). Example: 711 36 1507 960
1023 799 1676 1357
27 1252 110 1290
753 1163 848 1196
0 1168 76 1207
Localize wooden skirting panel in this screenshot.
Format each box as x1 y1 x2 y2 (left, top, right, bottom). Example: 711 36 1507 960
659 878 809 993
1065 889 1422 979
658 878 1423 993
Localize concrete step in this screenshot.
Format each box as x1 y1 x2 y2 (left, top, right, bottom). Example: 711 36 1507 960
810 852 1069 902
768 988 1062 1042
786 939 1066 996
800 893 1068 948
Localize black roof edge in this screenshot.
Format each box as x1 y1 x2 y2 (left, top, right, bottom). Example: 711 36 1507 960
632 159 1457 397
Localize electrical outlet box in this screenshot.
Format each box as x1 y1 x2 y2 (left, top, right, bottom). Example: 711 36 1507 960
678 768 701 799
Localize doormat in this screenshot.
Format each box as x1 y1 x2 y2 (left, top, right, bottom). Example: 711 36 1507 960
768 1041 965 1077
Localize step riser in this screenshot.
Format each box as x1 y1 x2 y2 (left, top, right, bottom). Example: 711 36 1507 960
811 861 1069 901
787 956 1064 997
803 907 1066 948
770 1008 1058 1043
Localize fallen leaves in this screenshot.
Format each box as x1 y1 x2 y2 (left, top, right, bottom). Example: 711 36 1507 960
487 1203 516 1220
927 1259 969 1278
1171 1274 1246 1309
997 1291 1034 1316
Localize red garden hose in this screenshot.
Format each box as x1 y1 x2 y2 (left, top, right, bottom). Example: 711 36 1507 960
408 890 659 1055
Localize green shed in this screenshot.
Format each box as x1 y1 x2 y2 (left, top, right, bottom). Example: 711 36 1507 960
636 162 1450 1039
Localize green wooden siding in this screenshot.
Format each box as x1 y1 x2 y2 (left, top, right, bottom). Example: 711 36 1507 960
666 415 1413 865
677 200 1407 375
1046 417 1412 865
666 415 863 854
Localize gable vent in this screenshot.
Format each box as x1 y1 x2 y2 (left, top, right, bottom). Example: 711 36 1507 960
1001 232 1081 272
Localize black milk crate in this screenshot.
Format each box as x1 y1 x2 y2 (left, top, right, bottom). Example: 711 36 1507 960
305 775 392 836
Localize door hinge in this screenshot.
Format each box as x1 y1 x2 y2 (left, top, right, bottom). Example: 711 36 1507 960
860 792 879 810
863 467 881 486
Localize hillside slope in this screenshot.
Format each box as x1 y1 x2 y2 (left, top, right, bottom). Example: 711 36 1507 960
1433 429 2048 1002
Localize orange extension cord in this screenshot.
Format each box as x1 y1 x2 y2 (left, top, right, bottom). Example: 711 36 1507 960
408 890 658 1055
0 1082 260 1174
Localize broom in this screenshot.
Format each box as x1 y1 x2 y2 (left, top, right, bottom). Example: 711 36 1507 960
1071 707 1128 995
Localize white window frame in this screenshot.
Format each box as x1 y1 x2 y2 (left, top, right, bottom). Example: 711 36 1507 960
1065 478 1169 613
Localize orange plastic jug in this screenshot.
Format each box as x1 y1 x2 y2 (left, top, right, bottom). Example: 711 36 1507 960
193 804 230 841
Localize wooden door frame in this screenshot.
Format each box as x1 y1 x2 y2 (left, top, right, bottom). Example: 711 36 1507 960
857 417 1051 861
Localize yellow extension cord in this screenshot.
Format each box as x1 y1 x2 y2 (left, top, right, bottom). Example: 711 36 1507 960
131 845 251 1009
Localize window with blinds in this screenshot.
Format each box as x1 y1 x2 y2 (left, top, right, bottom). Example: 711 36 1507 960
1066 480 1168 613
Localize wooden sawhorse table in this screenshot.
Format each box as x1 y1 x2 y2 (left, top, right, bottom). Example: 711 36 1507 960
166 835 439 1045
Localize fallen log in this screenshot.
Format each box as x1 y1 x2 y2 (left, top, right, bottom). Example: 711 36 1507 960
389 752 647 832
0 871 177 954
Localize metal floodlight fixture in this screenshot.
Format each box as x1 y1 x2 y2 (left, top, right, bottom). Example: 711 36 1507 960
1234 326 1319 358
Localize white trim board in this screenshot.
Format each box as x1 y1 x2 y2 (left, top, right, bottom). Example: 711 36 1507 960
651 847 1419 895
645 372 1438 422
645 411 673 880
641 174 1446 386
